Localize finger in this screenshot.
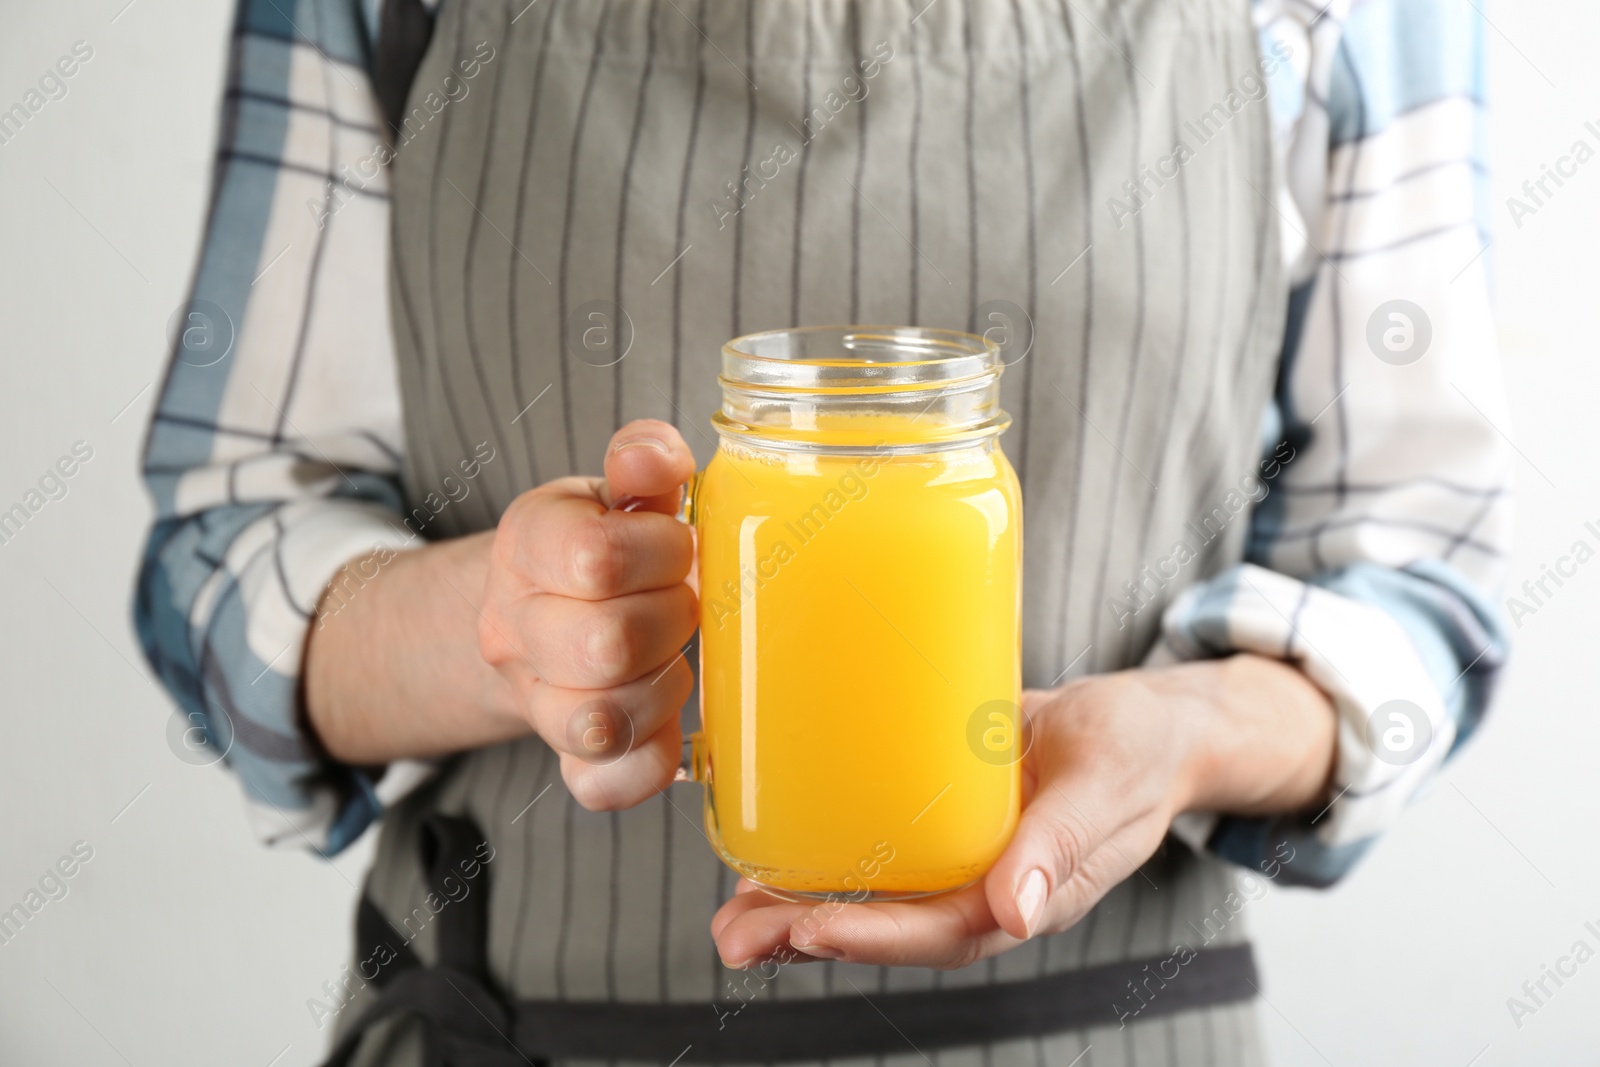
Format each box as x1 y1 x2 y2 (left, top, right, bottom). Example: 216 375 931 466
710 883 783 941
499 490 695 600
559 715 684 811
793 887 1014 969
982 765 1163 942
508 584 698 690
709 895 843 968
603 419 697 513
973 690 1090 941
520 653 695 762
982 795 1087 942
715 885 1017 970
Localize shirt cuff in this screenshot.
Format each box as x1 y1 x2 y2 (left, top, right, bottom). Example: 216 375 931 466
138 499 438 855
1149 562 1479 886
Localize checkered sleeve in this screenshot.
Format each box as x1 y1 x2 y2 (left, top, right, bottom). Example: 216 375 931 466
1161 0 1513 886
133 0 431 855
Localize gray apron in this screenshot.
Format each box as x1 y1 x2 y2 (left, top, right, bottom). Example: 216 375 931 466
332 0 1286 1063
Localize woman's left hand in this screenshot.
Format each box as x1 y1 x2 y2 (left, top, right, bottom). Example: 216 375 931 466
710 656 1336 970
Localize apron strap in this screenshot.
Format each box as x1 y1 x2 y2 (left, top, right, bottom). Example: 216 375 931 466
373 0 435 136
356 893 421 980
417 814 493 980
319 966 528 1067
322 813 532 1067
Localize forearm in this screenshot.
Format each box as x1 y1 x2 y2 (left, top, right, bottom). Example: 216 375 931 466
304 531 527 764
1164 653 1338 819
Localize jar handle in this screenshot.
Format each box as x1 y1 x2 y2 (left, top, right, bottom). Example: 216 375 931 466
610 471 706 784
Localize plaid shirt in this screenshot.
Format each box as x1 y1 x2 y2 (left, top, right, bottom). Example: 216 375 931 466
135 0 1511 886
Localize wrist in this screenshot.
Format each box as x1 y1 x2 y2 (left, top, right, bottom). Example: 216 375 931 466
1167 653 1338 818
305 531 527 763
1136 660 1236 819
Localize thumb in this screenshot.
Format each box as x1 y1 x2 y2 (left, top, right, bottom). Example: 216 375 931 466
983 785 1090 941
603 419 697 513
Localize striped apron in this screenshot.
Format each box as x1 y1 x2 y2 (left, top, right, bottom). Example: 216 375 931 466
329 0 1287 1063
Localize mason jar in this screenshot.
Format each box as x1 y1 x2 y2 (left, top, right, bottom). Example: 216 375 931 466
675 326 1023 901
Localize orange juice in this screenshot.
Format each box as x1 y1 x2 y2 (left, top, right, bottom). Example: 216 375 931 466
695 425 1022 897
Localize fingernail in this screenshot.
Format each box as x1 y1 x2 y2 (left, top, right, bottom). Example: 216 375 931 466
722 956 755 970
790 940 845 960
612 436 669 455
1015 869 1048 939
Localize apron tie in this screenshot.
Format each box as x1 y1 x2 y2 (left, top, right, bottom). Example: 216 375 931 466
320 814 535 1067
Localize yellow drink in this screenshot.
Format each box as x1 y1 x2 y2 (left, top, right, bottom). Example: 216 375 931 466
695 425 1023 897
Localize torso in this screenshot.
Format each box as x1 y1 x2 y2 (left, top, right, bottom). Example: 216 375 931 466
342 0 1285 1061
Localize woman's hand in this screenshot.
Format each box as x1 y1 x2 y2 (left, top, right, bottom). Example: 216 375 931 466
710 655 1336 970
305 419 700 811
476 419 699 810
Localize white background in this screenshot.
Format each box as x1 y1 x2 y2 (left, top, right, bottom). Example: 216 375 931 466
0 2 1595 1065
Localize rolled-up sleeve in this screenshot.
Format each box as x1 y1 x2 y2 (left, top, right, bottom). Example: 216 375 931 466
135 0 425 855
1160 0 1511 886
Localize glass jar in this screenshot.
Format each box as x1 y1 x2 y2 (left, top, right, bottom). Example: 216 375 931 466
684 326 1022 901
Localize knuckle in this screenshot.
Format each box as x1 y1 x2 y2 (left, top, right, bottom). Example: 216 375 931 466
581 609 635 681
569 699 629 760
568 517 626 597
495 490 531 533
476 608 515 668
493 489 541 555
938 941 983 972
1047 811 1093 879
476 614 501 664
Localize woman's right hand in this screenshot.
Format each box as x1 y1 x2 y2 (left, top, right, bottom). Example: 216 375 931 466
478 419 700 810
305 419 699 812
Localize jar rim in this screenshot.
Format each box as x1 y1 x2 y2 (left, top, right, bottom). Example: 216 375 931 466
721 325 1001 393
